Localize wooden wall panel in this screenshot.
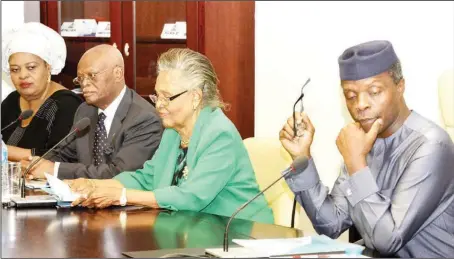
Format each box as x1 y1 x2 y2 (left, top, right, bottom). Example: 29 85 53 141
186 2 205 52
60 1 110 23
203 1 255 138
40 1 59 32
41 1 123 90
60 2 84 23
135 1 186 39
121 2 135 89
53 41 104 89
135 43 186 97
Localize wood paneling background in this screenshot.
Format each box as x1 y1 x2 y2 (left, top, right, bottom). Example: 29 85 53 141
60 1 110 23
203 1 255 138
41 1 256 138
135 1 186 39
41 1 123 90
135 43 186 97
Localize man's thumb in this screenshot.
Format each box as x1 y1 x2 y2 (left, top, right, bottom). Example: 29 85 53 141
367 119 383 140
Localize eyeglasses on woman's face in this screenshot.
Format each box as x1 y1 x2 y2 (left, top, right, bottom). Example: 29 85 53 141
149 90 188 107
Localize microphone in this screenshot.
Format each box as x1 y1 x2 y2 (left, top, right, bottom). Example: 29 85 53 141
19 117 91 198
1 110 33 132
223 156 309 252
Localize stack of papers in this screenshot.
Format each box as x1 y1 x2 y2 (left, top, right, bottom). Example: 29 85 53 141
233 235 366 256
206 235 369 258
233 236 312 255
25 179 49 189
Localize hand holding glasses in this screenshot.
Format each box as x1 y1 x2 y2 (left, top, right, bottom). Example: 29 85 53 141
292 78 311 138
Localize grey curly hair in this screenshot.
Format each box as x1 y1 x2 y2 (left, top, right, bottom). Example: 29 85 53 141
388 60 404 85
157 48 228 110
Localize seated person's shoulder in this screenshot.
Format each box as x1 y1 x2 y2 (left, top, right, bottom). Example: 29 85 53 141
407 114 454 165
420 121 452 148
1 90 19 106
128 91 161 122
131 90 154 110
405 111 452 146
199 108 241 143
52 89 83 105
113 91 163 138
74 101 92 114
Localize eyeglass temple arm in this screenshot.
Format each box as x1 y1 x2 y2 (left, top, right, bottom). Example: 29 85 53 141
293 78 311 135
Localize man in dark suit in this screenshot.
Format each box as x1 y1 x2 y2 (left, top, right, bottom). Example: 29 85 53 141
24 44 163 179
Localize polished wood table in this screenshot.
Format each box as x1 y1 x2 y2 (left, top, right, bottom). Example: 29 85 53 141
2 201 303 258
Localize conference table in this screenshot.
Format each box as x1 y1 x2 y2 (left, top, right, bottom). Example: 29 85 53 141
2 190 378 258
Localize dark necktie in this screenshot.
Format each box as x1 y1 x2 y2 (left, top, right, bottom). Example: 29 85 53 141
93 112 107 166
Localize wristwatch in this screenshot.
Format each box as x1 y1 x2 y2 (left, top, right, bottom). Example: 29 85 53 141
119 188 127 206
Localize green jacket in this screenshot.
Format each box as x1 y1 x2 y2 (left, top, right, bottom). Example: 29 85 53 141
114 107 274 224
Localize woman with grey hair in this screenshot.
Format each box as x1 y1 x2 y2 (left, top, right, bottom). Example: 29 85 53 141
68 48 274 224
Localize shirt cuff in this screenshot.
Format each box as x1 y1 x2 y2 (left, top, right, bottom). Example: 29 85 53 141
283 157 320 193
54 162 60 179
339 166 379 207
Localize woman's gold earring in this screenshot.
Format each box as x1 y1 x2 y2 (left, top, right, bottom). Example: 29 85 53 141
47 74 51 83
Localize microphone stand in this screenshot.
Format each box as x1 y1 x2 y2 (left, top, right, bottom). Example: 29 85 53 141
20 128 80 198
1 110 33 132
223 170 292 252
1 119 20 133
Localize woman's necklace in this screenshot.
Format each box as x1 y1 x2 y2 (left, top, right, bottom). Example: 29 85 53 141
181 138 190 146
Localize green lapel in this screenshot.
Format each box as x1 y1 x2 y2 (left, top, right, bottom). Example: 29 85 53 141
153 107 216 189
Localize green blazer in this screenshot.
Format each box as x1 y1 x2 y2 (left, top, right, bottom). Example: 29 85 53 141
114 107 274 224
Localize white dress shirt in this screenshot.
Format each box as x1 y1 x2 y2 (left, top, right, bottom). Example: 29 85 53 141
54 86 127 178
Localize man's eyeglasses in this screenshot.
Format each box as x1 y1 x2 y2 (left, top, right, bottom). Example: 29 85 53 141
293 78 311 136
149 90 188 107
73 67 110 86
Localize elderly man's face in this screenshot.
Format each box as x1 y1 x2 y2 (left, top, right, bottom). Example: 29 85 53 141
77 53 116 108
8 52 50 100
342 71 404 135
154 70 196 129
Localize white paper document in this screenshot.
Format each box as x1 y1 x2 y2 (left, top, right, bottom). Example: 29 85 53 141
25 179 49 189
60 22 78 37
160 22 186 39
233 236 312 255
231 235 367 257
96 21 111 38
44 173 81 202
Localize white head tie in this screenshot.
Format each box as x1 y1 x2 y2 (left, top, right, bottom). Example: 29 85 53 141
2 22 67 75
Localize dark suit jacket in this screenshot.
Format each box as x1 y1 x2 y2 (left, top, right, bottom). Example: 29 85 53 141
48 87 163 179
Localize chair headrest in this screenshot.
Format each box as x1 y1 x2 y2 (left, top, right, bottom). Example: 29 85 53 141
438 69 454 128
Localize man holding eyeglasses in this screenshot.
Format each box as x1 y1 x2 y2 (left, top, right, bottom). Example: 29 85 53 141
279 40 454 257
23 44 163 180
